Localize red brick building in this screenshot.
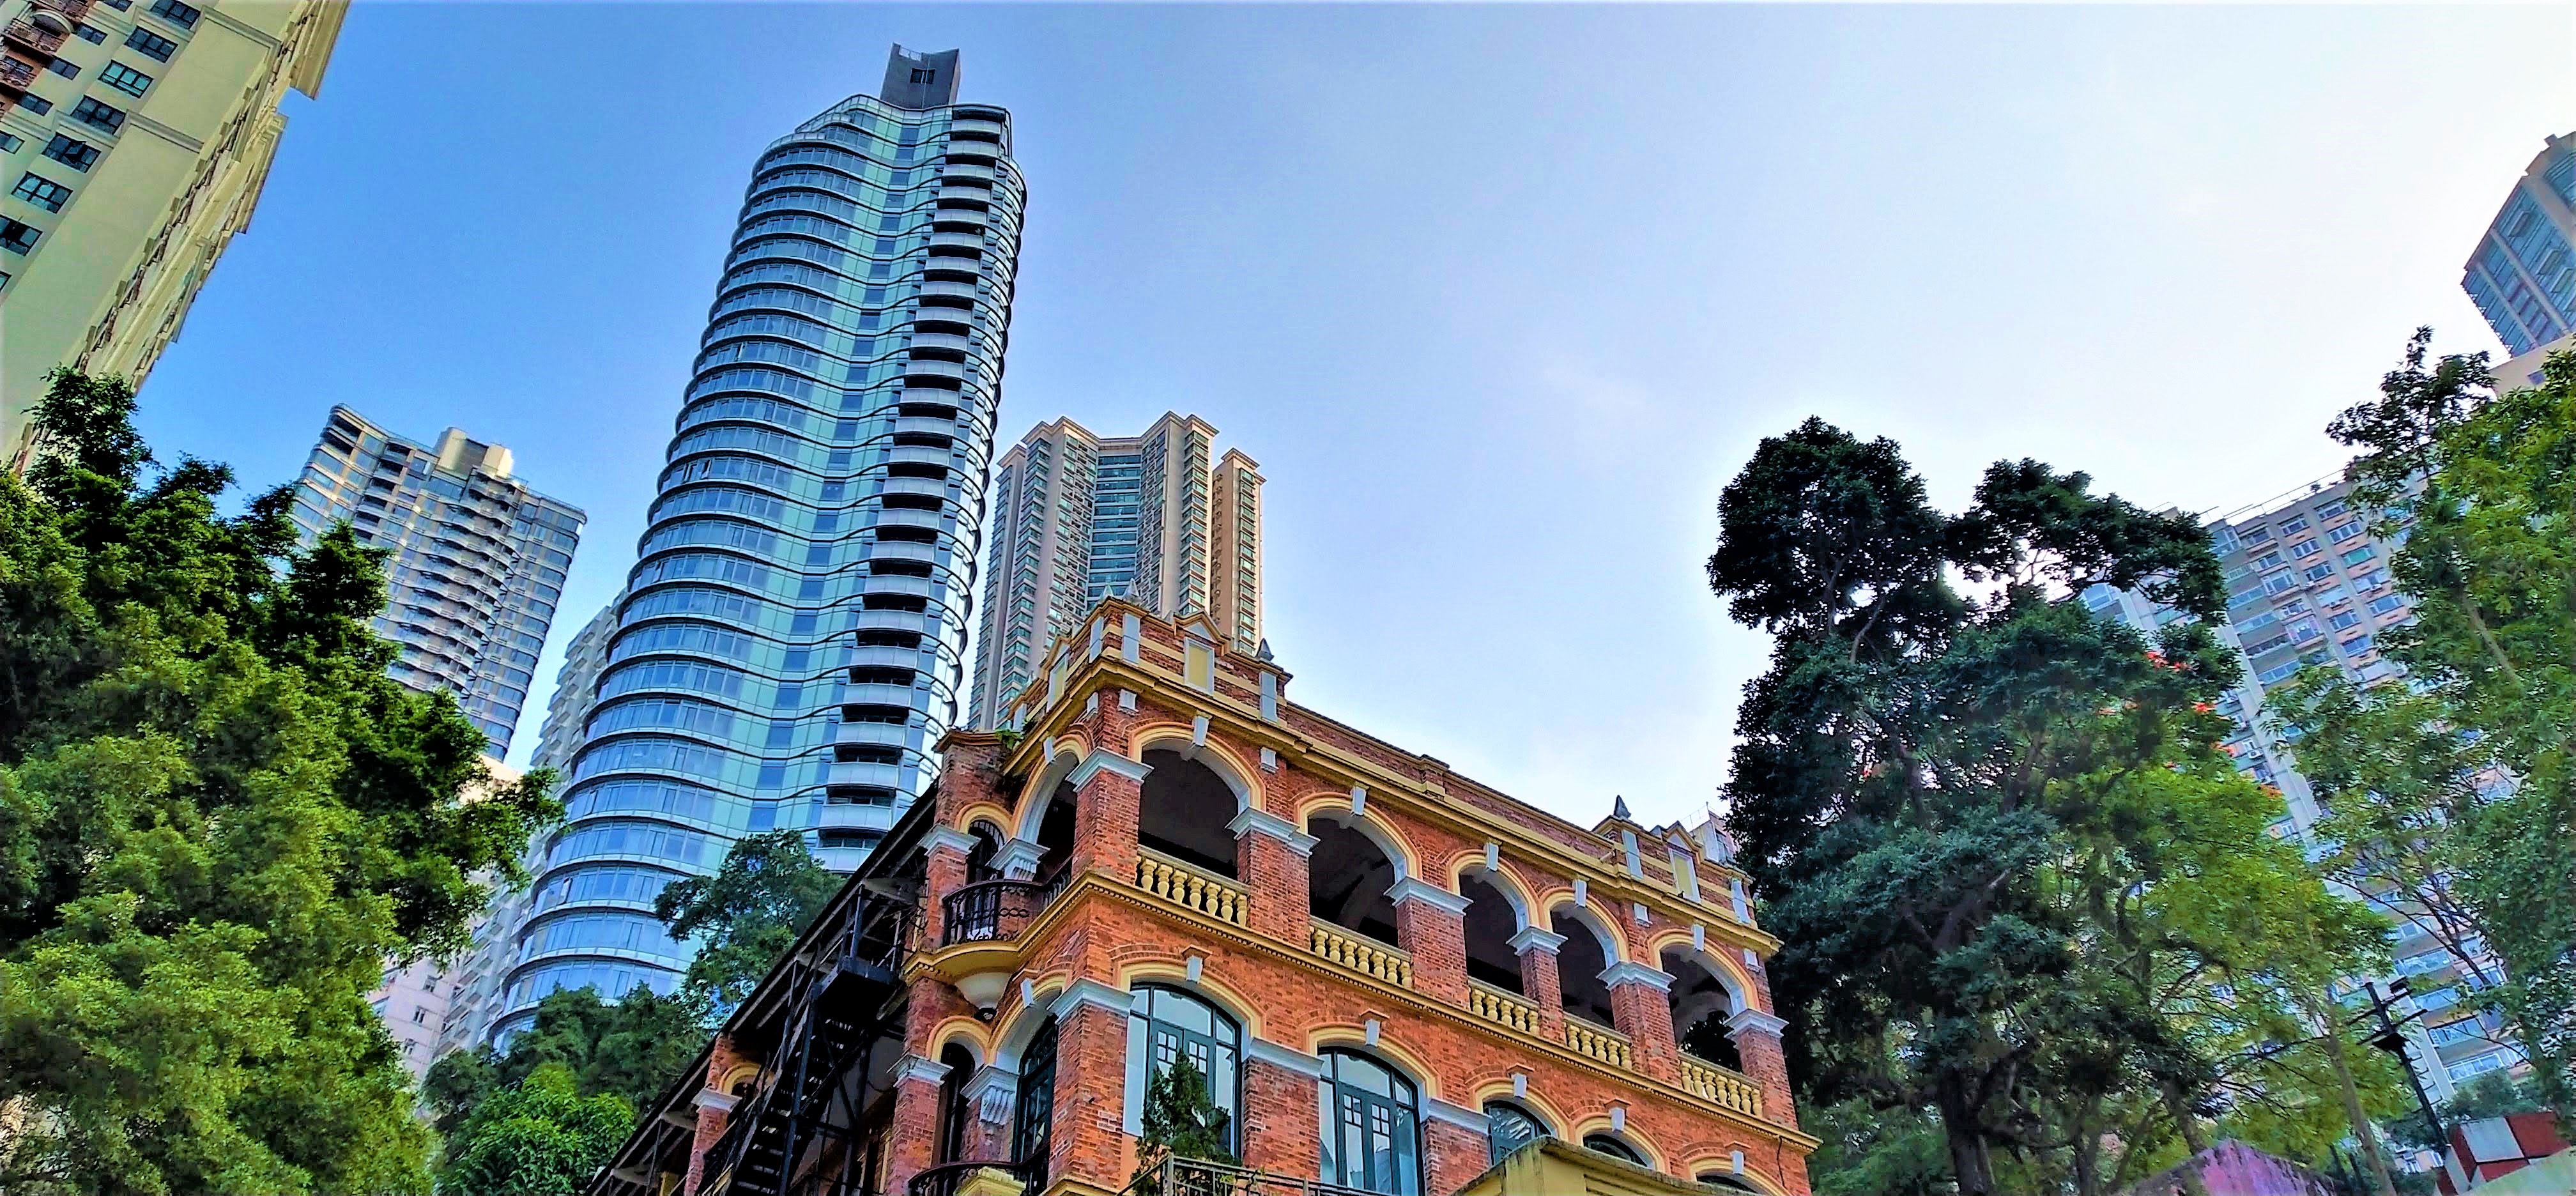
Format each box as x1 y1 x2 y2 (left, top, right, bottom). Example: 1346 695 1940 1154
590 600 1816 1196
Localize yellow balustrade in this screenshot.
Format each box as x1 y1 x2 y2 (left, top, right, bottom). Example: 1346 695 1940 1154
1135 851 1246 926
1467 981 1543 1036
1680 1054 1765 1117
1563 1019 1632 1069
1308 920 1413 987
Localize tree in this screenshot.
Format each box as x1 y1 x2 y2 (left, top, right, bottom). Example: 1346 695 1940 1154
433 1063 633 1196
0 371 560 1194
2277 335 2576 1137
1129 1055 1235 1194
1709 418 2384 1194
421 985 709 1135
654 829 841 1012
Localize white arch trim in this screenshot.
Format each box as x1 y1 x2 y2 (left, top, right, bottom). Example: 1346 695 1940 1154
1546 899 1625 964
1133 731 1254 812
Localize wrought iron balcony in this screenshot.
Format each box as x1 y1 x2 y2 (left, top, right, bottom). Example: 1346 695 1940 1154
940 873 1059 946
1129 1156 1383 1196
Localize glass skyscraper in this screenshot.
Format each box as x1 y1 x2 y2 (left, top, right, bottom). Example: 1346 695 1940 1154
286 406 584 757
484 45 1023 1037
2462 131 2575 388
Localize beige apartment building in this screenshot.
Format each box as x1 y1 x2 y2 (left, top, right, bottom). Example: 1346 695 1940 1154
0 0 344 469
968 412 1266 726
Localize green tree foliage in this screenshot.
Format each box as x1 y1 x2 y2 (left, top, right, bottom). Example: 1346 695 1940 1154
0 371 560 1194
433 1062 633 1196
422 985 709 1135
2277 335 2576 1137
1130 1055 1236 1194
654 828 841 1011
1709 418 2389 1194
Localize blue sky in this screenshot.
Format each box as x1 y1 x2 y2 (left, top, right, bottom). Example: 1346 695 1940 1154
137 3 2572 831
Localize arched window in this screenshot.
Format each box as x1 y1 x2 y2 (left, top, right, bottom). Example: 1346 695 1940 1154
1663 948 1744 1072
1552 910 1616 1027
1308 816 1401 946
965 824 1004 883
1583 1134 1643 1165
1138 749 1240 877
1126 986 1241 1153
1698 1173 1761 1192
1458 872 1523 994
1483 1101 1549 1165
1032 781 1077 879
1013 1017 1059 1183
935 1043 976 1164
1318 1050 1420 1195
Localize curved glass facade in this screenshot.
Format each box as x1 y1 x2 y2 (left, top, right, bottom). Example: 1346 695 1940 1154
491 51 1021 1036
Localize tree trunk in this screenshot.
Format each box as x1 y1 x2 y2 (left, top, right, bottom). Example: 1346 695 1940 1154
1936 1083 1997 1195
2159 1085 2212 1196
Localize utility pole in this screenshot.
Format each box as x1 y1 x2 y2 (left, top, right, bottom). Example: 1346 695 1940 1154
2313 986 2401 1196
2361 979 2462 1183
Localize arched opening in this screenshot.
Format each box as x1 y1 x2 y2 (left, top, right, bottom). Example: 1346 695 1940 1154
1582 1133 1644 1165
1483 1100 1549 1165
1458 872 1524 994
1319 1049 1420 1195
1662 948 1744 1072
965 823 1004 883
1307 816 1400 946
1013 1016 1059 1184
1698 1173 1761 1192
1032 780 1077 880
1138 749 1239 878
1125 986 1242 1153
1552 910 1616 1028
935 1042 976 1164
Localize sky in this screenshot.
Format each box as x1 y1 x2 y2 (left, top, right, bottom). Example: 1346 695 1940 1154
134 3 2573 834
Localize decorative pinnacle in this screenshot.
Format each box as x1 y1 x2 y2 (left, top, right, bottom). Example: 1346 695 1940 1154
1613 795 1631 821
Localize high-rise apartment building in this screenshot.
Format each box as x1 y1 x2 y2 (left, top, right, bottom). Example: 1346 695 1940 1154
478 46 1025 1041
2086 475 2520 1098
286 406 585 757
530 599 617 776
0 0 346 469
969 413 1264 726
2462 131 2576 391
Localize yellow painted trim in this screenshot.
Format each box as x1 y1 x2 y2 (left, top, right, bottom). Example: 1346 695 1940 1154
926 1016 993 1066
1568 1119 1666 1170
1303 1027 1446 1104
1115 960 1267 1040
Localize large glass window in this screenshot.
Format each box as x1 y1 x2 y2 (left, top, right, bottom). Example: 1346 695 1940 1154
1582 1134 1643 1164
1126 986 1241 1153
1318 1050 1420 1195
1013 1017 1059 1183
1483 1101 1547 1165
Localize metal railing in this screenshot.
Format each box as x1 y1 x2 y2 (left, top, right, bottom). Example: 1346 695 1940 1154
942 877 1048 946
1130 1156 1385 1196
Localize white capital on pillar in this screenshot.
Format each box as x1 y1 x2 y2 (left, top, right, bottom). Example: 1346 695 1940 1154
1728 1008 1788 1037
1508 926 1566 955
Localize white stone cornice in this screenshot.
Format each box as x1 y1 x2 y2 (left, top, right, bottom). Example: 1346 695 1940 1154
692 1087 739 1113
1508 926 1567 955
1598 962 1674 992
1422 1096 1487 1130
1049 977 1129 1020
923 826 976 857
1246 1036 1326 1078
993 839 1044 879
893 1054 949 1086
1069 751 1151 788
1229 808 1319 855
1386 878 1472 916
1727 1008 1789 1037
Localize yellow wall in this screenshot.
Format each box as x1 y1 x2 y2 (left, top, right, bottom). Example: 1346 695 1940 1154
0 0 345 468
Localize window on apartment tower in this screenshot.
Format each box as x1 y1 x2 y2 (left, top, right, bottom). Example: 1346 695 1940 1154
0 219 40 256
12 173 72 213
70 96 124 133
123 27 176 60
147 0 201 28
42 135 99 171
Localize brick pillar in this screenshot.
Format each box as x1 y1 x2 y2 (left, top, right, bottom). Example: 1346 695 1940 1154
1603 962 1681 1084
1422 1114 1491 1196
1232 809 1317 943
1728 1009 1798 1130
937 733 1009 823
1241 1050 1322 1178
1067 752 1149 882
883 1055 951 1196
921 827 974 946
1045 985 1135 1191
1511 927 1567 1039
1389 879 1471 1007
682 1033 747 1194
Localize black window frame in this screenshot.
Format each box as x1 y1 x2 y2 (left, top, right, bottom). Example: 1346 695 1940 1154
1317 1049 1422 1196
1581 1133 1644 1165
98 61 153 98
70 96 125 133
42 135 99 172
123 26 177 61
146 0 200 28
0 219 39 255
1483 1101 1549 1165
1012 1016 1059 1184
72 22 106 43
12 172 72 213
